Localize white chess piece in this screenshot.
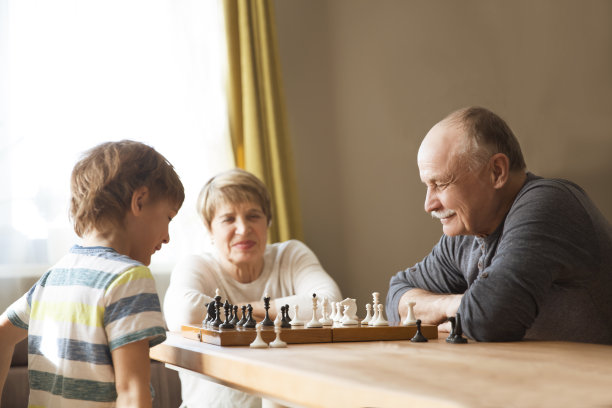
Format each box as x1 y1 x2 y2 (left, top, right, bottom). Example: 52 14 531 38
402 301 417 326
338 298 359 325
306 294 323 328
269 319 287 348
290 305 305 326
249 323 269 348
368 292 380 326
372 304 389 326
361 304 373 325
333 303 342 323
215 288 220 297
319 297 333 326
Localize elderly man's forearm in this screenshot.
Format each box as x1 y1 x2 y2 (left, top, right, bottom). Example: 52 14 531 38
398 289 462 325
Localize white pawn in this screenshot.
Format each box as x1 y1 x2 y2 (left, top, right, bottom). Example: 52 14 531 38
290 305 305 326
333 303 342 323
306 294 322 328
402 301 417 326
269 319 287 348
319 297 333 326
361 304 373 325
249 323 268 348
372 304 389 326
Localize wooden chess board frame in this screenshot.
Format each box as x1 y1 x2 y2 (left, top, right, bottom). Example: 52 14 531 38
181 322 438 346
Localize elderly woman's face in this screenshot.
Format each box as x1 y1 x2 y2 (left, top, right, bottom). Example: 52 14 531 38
210 200 268 269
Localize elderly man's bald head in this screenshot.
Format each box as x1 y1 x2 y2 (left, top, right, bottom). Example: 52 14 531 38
437 107 527 173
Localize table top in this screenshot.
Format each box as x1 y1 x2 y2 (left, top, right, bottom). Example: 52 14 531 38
150 331 612 408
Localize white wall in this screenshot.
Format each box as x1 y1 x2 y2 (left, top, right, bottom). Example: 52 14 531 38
275 1 612 305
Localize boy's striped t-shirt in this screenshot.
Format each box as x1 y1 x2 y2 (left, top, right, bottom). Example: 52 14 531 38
6 245 167 407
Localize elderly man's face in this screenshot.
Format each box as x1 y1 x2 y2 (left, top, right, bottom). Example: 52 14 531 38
417 122 495 237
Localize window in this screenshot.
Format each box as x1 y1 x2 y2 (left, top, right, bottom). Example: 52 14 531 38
0 0 233 276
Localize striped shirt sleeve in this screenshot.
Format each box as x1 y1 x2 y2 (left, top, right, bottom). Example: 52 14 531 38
104 265 166 351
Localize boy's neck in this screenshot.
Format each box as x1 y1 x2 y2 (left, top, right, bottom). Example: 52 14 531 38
82 229 129 256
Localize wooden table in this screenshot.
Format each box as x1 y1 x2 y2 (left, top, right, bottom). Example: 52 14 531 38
150 331 612 408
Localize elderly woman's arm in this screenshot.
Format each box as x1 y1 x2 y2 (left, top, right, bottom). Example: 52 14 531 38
269 240 343 321
163 255 219 331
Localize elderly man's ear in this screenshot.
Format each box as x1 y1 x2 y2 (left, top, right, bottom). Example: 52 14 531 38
490 153 510 189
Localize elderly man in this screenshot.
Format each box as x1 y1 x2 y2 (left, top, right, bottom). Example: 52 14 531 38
386 106 612 343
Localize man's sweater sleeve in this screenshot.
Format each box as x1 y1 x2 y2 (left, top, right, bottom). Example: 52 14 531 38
386 236 467 322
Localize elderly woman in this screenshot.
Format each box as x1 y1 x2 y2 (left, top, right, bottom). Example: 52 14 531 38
164 168 342 408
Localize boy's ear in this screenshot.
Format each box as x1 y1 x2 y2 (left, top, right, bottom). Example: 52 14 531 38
131 186 150 215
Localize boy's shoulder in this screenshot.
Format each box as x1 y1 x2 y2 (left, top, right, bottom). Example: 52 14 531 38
47 245 148 290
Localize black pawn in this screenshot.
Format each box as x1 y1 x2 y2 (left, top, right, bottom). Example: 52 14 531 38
230 305 240 325
260 295 274 327
243 304 257 329
280 305 291 329
446 316 456 343
220 301 235 329
211 302 223 328
453 313 468 344
284 304 292 322
237 305 247 327
410 319 428 342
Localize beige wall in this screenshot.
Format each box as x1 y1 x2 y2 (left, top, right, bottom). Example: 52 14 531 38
275 1 612 306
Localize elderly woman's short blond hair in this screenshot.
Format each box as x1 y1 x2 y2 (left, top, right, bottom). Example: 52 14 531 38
197 168 272 230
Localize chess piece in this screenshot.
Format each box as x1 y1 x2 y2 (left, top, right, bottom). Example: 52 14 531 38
372 304 389 326
243 304 256 329
403 301 417 326
306 293 323 328
211 301 223 327
249 323 269 348
410 319 428 342
230 305 240 325
368 292 380 326
260 294 274 327
203 302 215 327
319 297 333 326
220 300 235 329
280 305 292 329
284 304 292 322
361 304 373 325
446 316 457 341
237 305 247 327
333 302 343 323
269 319 288 348
290 305 305 326
339 298 359 326
446 313 468 344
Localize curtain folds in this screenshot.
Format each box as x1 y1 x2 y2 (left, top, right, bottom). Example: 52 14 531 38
223 0 303 243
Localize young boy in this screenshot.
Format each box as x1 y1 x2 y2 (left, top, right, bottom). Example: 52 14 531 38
0 140 184 407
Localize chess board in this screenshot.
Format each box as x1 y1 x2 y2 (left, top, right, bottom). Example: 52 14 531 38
181 322 438 346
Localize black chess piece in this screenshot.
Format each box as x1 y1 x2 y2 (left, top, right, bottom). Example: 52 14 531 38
452 313 468 344
446 316 456 343
260 295 274 327
220 300 235 329
243 304 256 328
280 305 291 329
211 301 223 328
446 314 468 344
230 305 240 325
237 305 247 327
284 304 292 322
202 302 211 327
410 319 428 342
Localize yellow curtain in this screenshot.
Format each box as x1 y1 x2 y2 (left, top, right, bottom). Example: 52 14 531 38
223 0 303 243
